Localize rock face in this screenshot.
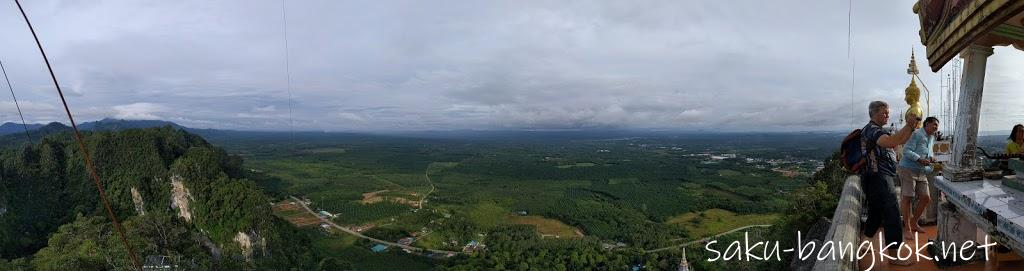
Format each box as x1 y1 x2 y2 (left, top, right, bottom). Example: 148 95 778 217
170 176 194 223
234 231 268 262
130 187 146 216
234 232 252 262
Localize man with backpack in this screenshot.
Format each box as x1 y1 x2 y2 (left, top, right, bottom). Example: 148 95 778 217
861 100 920 266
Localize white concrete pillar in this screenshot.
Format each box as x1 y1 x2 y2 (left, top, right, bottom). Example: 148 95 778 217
949 45 994 177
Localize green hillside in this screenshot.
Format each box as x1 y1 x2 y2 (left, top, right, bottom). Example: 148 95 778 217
0 127 317 270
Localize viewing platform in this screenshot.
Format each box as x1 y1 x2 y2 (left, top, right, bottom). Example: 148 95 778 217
811 1 1024 269
812 176 1024 271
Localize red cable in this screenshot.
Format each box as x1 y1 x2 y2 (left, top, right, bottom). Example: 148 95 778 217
12 1 142 270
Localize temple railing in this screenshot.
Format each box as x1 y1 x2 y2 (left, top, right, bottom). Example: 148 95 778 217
811 175 863 271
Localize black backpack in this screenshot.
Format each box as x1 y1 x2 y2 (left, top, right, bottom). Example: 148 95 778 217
840 125 876 174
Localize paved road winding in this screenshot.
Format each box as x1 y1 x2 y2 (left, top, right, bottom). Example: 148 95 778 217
289 196 460 255
418 169 435 210
644 224 773 253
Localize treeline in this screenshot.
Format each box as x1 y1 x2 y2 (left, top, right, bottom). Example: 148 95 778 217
451 156 698 182
514 197 684 249
443 225 685 270
0 127 317 270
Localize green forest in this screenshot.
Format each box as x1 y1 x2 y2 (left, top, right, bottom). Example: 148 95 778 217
213 130 842 270
0 127 847 270
0 126 320 270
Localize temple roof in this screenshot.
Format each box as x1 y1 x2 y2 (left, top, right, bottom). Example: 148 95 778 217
914 0 1024 71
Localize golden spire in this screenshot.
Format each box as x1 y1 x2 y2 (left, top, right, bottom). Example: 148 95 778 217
907 49 919 75
905 50 923 128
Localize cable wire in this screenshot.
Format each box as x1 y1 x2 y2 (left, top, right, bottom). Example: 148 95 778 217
848 0 857 128
13 1 142 270
281 0 294 138
0 60 33 145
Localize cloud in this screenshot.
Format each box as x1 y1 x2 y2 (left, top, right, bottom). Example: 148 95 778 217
254 105 277 112
112 102 165 120
337 112 366 123
0 0 1018 131
0 101 56 123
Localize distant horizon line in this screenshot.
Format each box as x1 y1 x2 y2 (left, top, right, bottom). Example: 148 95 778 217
1 119 848 134
3 118 1017 135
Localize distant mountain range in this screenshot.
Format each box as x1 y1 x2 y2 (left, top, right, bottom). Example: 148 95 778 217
0 118 184 136
79 118 184 131
1 118 1011 142
0 122 44 135
0 119 855 144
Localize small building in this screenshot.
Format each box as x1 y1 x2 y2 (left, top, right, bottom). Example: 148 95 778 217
397 237 415 246
601 242 627 250
463 240 486 253
318 210 336 218
370 244 389 253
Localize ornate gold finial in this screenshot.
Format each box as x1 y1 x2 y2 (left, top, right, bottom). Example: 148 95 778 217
905 49 923 128
907 49 919 75
905 77 923 128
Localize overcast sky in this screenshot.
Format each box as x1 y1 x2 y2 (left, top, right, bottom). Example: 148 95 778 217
0 0 1022 132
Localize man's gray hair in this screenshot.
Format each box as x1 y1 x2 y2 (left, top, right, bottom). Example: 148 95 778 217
868 101 888 118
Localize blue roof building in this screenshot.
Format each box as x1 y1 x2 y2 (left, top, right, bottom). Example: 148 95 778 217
371 244 389 253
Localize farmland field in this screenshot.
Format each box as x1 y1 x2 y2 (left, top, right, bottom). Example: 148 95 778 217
202 130 841 270
666 208 779 237
506 215 583 239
